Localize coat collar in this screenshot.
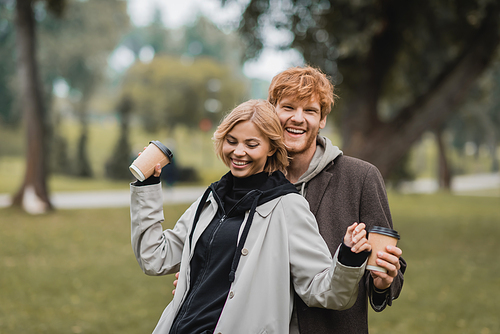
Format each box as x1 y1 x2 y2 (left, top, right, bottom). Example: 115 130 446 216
254 196 282 218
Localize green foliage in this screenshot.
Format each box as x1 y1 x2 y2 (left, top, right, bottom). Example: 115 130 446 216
0 1 18 125
39 0 130 87
122 55 248 132
37 0 130 178
121 15 245 65
0 193 499 333
117 15 249 133
234 0 495 104
447 57 500 171
227 0 500 179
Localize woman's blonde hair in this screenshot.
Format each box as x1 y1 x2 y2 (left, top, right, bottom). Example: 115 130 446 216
213 99 289 174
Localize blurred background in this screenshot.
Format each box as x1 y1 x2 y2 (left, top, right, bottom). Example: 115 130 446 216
0 0 499 333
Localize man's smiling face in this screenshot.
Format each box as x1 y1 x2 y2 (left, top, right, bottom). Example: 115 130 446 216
275 96 326 156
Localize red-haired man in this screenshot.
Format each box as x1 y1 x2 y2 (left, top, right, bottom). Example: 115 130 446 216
269 66 406 334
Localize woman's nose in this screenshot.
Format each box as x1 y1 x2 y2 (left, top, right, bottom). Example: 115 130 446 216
234 144 246 156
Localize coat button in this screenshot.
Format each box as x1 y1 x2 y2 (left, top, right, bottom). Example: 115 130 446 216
229 291 234 299
241 248 249 256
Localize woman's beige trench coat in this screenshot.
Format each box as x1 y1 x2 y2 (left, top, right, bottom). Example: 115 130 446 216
131 183 367 334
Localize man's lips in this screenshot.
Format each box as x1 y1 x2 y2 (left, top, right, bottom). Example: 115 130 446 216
286 127 305 135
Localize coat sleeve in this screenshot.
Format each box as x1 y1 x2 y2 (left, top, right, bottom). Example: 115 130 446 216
130 183 198 276
359 165 407 311
285 194 367 310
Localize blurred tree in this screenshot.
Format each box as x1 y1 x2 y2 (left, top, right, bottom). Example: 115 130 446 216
11 0 65 213
38 0 129 177
10 0 128 212
182 16 243 69
122 55 247 132
105 95 133 180
435 125 452 190
449 58 500 173
121 7 169 57
117 14 248 139
0 2 18 125
225 0 500 178
121 14 245 67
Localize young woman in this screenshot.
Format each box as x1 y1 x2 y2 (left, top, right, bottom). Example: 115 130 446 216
130 99 371 334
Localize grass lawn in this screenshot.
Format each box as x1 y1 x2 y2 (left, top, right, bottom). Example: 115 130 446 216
369 193 500 334
1 193 499 333
0 204 189 334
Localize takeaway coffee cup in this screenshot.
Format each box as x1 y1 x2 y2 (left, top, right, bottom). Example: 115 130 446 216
366 226 400 273
129 140 173 182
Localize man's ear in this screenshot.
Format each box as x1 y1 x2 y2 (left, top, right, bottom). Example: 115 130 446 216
319 115 327 129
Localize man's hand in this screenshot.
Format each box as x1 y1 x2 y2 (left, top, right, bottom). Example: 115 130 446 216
370 245 403 290
172 272 179 296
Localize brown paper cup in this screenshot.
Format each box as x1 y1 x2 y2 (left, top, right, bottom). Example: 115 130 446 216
367 226 400 273
129 141 173 181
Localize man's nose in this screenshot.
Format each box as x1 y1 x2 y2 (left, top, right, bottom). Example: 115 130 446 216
291 108 304 122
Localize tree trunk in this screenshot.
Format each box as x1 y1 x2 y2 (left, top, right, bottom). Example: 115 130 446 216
74 79 94 177
435 127 451 190
11 0 53 213
342 2 500 178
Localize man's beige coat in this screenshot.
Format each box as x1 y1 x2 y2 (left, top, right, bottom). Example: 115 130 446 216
131 183 367 334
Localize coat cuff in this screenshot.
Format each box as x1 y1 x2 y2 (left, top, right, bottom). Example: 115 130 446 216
338 242 370 267
368 275 391 312
132 175 161 186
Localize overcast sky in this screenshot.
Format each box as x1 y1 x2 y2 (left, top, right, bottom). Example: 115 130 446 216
124 0 303 82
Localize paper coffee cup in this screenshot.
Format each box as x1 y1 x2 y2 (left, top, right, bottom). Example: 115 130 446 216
366 226 400 273
129 140 173 181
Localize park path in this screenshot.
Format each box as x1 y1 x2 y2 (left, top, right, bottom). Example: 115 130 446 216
0 186 206 210
0 173 498 210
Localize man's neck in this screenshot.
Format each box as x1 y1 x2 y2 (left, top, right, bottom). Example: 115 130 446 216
286 145 317 184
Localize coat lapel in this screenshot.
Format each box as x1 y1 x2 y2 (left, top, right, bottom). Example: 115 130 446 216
305 163 333 216
189 194 217 256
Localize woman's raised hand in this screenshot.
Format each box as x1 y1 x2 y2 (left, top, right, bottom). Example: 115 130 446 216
344 222 371 253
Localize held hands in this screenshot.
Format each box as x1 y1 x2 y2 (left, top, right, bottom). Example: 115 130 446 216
170 224 402 293
344 222 371 253
370 245 403 290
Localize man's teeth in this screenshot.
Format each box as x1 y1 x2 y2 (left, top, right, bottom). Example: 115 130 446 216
287 128 305 134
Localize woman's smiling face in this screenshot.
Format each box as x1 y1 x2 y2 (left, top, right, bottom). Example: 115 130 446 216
222 120 274 178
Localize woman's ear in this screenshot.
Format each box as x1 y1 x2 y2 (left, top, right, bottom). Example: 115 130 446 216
267 147 277 157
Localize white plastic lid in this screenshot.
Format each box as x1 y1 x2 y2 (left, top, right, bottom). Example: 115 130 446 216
129 164 145 181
